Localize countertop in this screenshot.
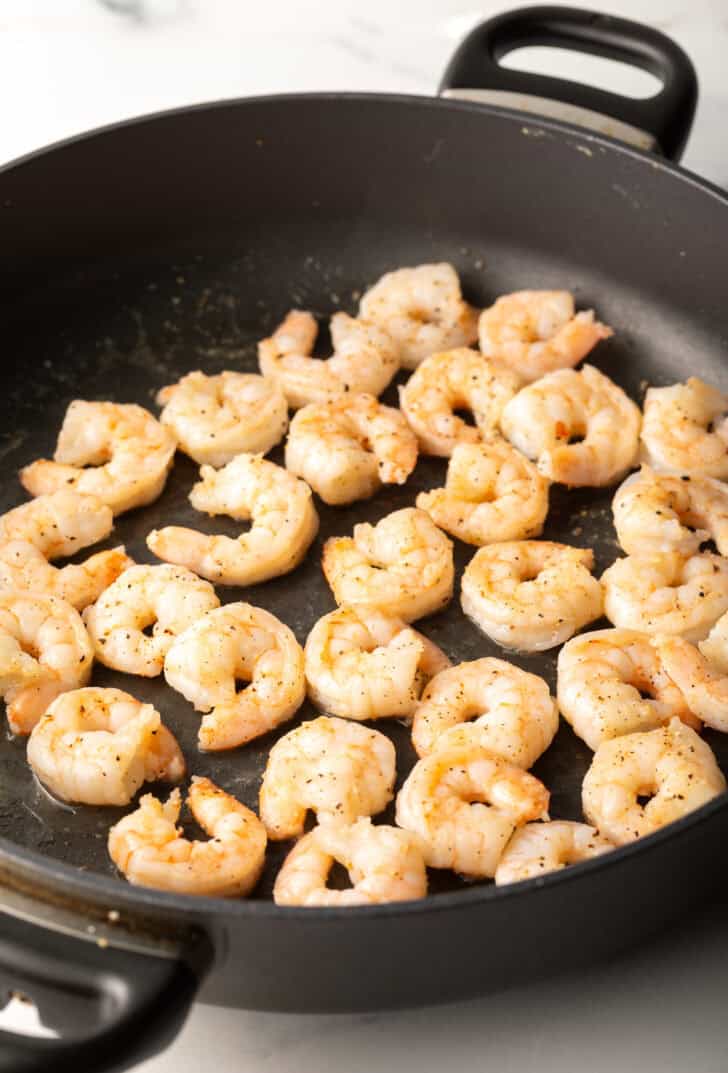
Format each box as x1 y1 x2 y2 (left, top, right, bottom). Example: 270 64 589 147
2 2 728 1071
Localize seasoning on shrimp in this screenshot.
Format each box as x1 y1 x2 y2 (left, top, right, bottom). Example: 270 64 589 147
640 377 728 479
494 821 615 885
656 634 728 732
613 465 728 557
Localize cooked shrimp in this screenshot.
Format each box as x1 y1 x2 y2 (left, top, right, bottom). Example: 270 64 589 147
83 564 219 677
259 715 395 839
156 370 288 466
285 393 417 506
20 401 176 515
500 365 641 486
656 635 728 732
0 592 92 735
27 687 185 806
411 657 558 765
612 466 728 557
395 740 549 877
358 262 478 370
304 605 450 721
258 309 398 409
164 602 305 751
641 377 728 479
322 507 454 623
416 439 549 545
478 290 612 382
108 777 267 896
602 551 728 642
557 628 698 750
0 490 114 557
147 454 318 587
399 347 520 457
582 718 725 844
0 541 132 611
494 820 615 885
460 541 603 652
699 610 728 673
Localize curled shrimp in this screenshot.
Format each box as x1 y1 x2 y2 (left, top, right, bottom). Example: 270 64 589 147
460 540 603 653
147 454 318 587
640 377 728 479
582 718 725 844
258 309 398 409
108 777 267 896
20 401 176 515
322 507 454 623
501 365 641 486
304 605 450 721
27 687 185 806
612 466 728 557
656 635 728 733
285 393 417 506
700 610 728 674
0 542 132 611
494 821 615 885
416 438 549 546
0 491 114 557
478 290 612 382
399 347 520 457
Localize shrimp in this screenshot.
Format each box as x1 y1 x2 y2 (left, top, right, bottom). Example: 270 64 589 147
258 309 399 409
460 540 603 652
656 635 728 732
259 715 395 840
0 490 114 557
108 777 267 896
0 542 132 611
557 628 698 750
640 377 728 479
395 740 550 878
164 602 305 751
20 401 176 515
399 347 520 457
582 718 725 844
147 454 318 587
273 818 427 906
27 687 185 806
612 466 728 557
478 290 613 382
602 551 728 642
322 507 454 623
494 821 615 885
411 657 558 766
304 605 450 721
415 439 549 546
699 610 728 673
500 365 641 486
83 564 219 677
285 393 417 506
0 592 92 735
156 370 288 467
358 262 478 370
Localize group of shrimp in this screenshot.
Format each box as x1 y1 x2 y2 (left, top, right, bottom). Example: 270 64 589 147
3 258 728 906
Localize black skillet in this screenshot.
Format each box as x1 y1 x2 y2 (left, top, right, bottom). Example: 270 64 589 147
0 6 726 1071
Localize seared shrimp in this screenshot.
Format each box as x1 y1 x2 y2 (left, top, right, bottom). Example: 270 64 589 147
164 602 305 751
304 605 449 721
108 777 267 896
411 657 558 766
582 718 725 844
322 507 454 623
259 715 395 839
83 564 219 677
157 370 288 466
27 687 185 806
557 628 698 750
285 393 417 506
258 309 398 409
399 347 520 457
359 262 478 370
416 439 549 546
0 490 114 557
613 466 728 557
501 365 641 486
0 541 132 611
494 821 615 885
20 401 176 515
461 540 603 652
641 377 728 479
700 610 728 673
273 819 427 906
147 454 318 587
395 740 549 878
479 290 612 382
656 635 728 732
0 592 92 735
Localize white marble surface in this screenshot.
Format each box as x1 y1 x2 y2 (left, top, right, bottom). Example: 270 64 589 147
2 2 728 1071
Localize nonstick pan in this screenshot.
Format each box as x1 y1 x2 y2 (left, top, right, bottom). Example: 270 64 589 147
1 6 727 1071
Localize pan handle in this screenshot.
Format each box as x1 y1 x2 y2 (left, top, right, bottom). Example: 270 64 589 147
439 5 698 160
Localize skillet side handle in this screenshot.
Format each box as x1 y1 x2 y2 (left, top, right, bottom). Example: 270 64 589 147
439 5 697 160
